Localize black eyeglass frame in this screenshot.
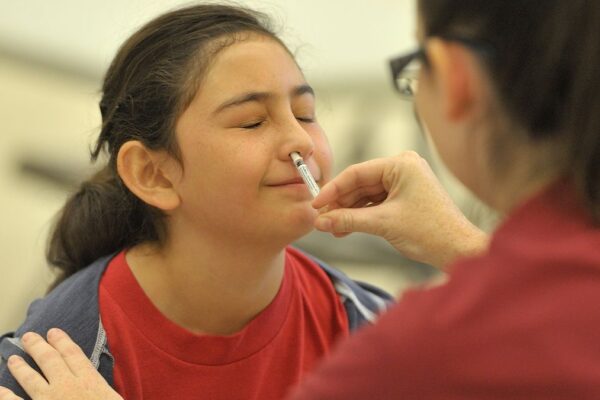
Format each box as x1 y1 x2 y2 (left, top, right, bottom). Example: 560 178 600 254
389 36 494 97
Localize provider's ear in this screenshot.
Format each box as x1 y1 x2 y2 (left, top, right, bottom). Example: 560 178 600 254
426 38 487 122
116 141 181 211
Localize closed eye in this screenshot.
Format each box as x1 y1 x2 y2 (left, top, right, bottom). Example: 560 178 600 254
296 116 315 123
241 121 264 129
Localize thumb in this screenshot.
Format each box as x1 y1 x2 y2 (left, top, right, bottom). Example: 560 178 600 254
314 207 382 236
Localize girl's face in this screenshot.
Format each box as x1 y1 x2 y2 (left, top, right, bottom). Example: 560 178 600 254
171 35 332 246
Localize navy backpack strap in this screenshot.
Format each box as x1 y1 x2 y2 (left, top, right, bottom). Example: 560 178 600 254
301 250 395 331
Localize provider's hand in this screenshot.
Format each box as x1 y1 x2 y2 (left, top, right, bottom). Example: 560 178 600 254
313 151 489 270
0 329 123 400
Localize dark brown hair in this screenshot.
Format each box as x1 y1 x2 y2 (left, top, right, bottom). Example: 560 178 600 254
47 4 285 290
419 0 600 221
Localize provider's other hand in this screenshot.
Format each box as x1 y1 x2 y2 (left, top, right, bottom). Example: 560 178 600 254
0 329 122 400
313 151 489 270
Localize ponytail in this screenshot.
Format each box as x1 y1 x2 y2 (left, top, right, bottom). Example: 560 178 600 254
46 167 165 291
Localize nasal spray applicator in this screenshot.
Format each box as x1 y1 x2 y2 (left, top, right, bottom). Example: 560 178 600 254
290 152 320 198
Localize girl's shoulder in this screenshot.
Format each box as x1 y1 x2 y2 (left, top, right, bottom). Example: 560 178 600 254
0 254 117 397
287 246 394 330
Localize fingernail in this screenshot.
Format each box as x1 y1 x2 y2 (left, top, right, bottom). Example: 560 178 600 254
7 355 23 366
21 332 34 344
315 216 332 231
47 328 61 340
317 205 330 214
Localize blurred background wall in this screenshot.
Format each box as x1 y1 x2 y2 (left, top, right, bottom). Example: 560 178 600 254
0 0 497 332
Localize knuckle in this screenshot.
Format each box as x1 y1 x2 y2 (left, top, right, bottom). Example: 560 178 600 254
62 342 81 359
37 349 57 365
340 211 354 232
400 150 421 165
17 368 39 386
347 163 361 177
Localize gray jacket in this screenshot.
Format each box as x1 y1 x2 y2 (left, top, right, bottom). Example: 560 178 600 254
0 250 392 399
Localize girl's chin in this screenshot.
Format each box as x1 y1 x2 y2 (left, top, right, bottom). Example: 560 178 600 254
286 206 318 225
274 209 317 239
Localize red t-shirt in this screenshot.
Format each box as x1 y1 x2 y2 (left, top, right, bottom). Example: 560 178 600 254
99 246 349 400
290 180 600 399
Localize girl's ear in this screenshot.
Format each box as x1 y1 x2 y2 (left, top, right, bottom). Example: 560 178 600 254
426 38 487 122
116 141 181 211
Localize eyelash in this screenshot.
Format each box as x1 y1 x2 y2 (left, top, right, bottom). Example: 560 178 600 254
241 121 264 129
241 116 315 130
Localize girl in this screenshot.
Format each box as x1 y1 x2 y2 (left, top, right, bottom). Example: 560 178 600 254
0 4 391 400
4 0 599 399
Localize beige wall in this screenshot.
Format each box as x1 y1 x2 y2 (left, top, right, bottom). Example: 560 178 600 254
0 57 99 332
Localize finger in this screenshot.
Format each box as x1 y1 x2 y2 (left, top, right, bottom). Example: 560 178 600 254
314 206 385 236
20 332 70 382
313 159 390 208
332 232 350 238
329 183 388 209
46 329 96 377
348 191 388 210
6 356 48 399
0 386 24 400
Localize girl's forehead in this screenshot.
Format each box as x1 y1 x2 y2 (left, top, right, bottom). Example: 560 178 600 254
210 36 294 71
180 36 306 117
197 38 303 94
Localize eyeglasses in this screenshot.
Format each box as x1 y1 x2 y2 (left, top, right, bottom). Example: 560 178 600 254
389 48 426 99
389 37 494 99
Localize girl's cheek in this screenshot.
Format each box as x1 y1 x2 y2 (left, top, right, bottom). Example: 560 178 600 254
317 141 334 183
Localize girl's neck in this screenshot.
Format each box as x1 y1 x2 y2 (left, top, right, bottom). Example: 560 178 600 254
126 231 287 336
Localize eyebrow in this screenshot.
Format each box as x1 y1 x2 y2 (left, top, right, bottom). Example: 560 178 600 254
213 84 315 115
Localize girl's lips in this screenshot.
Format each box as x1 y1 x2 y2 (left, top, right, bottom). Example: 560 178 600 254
270 177 305 186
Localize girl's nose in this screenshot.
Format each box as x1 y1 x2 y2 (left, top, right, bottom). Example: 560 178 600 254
278 115 315 161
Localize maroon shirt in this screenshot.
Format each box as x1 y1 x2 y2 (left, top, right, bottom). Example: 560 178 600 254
290 180 600 399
